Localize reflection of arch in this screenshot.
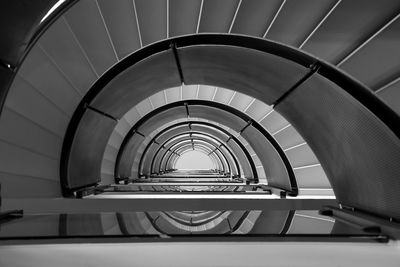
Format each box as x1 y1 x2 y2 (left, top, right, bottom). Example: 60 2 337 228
115 100 295 192
139 121 258 181
115 210 295 236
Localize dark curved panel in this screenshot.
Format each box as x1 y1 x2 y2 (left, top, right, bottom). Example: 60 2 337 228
91 49 181 118
66 109 117 190
179 45 309 105
241 125 291 190
276 73 400 220
118 133 145 178
189 105 247 132
137 106 187 136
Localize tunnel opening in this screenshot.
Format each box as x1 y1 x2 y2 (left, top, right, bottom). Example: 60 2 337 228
174 150 215 171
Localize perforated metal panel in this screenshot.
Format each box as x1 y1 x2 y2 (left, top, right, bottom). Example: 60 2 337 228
276 73 400 219
241 125 291 191
67 109 117 189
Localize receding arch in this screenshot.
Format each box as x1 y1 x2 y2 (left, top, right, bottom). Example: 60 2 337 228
138 121 257 180
61 34 400 221
150 132 241 178
114 100 295 192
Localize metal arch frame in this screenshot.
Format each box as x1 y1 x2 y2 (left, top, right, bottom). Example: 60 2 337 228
159 136 238 176
150 131 241 177
164 133 241 176
153 135 231 175
138 121 258 180
160 139 231 176
116 100 294 190
146 125 242 177
59 34 400 200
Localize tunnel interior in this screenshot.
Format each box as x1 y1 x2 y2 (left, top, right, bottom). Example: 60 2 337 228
1 0 400 248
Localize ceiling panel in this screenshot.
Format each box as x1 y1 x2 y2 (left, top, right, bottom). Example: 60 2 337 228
294 165 331 188
182 85 198 99
377 79 400 114
39 18 98 95
135 98 153 117
107 130 124 150
64 0 118 75
97 0 142 59
189 105 247 132
18 44 81 116
230 0 283 37
149 91 167 109
5 76 68 138
198 0 240 33
259 110 288 134
169 0 202 36
103 144 118 161
165 86 181 103
285 144 319 168
266 0 337 47
213 87 234 104
114 118 132 137
123 107 141 126
0 107 62 160
245 99 272 122
135 0 167 45
301 0 400 63
339 16 400 90
230 92 253 111
0 141 58 181
273 125 304 150
198 85 216 100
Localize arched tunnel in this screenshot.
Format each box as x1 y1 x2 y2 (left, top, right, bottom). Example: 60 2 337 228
1 0 400 266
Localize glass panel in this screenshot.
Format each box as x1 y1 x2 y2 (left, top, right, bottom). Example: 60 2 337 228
0 210 383 242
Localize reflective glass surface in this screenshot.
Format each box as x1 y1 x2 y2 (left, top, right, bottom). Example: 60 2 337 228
0 210 385 242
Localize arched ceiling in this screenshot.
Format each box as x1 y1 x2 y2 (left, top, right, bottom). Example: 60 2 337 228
110 96 309 194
